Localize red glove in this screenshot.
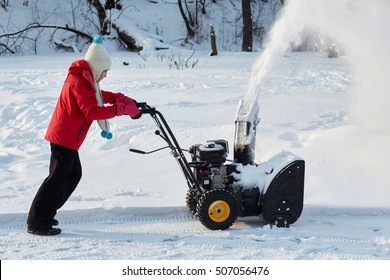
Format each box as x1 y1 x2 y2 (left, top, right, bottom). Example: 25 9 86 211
116 93 137 106
116 102 142 119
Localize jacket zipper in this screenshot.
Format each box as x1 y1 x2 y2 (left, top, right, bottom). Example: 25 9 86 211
76 122 84 142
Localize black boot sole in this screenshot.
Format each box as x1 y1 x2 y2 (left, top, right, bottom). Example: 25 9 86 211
27 227 61 236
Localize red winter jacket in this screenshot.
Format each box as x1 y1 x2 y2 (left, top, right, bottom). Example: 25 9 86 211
45 60 117 150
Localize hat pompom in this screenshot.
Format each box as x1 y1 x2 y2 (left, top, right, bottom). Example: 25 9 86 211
92 35 104 44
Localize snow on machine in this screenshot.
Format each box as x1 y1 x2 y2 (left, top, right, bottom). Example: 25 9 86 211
130 101 305 230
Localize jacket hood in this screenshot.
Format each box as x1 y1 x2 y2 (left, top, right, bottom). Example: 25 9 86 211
68 60 96 91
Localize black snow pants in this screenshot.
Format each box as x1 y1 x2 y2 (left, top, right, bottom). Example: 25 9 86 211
27 143 82 229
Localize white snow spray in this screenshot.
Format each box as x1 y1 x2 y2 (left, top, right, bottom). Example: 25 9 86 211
247 0 390 132
246 2 302 103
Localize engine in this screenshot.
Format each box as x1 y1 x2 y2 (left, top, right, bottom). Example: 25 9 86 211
188 140 236 189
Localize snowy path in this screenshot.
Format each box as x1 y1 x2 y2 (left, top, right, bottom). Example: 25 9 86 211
1 52 390 260
1 206 389 260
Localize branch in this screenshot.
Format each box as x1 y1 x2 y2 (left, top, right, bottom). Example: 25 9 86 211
185 50 196 67
0 42 15 54
0 23 93 41
178 0 195 38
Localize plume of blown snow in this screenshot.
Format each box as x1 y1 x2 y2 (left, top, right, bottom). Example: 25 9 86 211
248 0 390 132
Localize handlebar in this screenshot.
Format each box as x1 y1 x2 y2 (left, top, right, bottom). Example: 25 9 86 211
136 102 156 114
131 101 202 191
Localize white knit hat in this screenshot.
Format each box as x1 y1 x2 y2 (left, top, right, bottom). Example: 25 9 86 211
85 35 112 80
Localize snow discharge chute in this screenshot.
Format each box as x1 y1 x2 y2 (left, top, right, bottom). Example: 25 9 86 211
234 97 260 165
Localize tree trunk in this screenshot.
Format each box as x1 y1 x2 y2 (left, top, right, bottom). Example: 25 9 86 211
112 24 140 51
241 0 252 52
87 0 108 34
178 0 195 38
209 25 218 56
200 0 206 14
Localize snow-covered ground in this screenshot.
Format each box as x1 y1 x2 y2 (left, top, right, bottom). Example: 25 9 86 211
1 49 390 261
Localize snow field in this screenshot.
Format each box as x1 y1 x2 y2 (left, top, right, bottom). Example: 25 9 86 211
0 51 389 261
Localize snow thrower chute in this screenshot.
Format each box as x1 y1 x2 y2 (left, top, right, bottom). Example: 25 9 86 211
130 102 305 230
234 98 260 165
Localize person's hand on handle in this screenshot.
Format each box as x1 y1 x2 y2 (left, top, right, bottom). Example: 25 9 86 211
116 102 142 119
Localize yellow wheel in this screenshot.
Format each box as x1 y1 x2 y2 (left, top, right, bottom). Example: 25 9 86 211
197 189 238 230
208 200 231 223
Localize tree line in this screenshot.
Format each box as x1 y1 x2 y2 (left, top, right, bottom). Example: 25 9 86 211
0 0 283 55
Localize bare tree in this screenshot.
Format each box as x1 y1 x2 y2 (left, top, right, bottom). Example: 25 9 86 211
87 0 109 34
177 0 213 40
0 0 103 54
209 25 217 56
199 0 206 14
1 0 10 10
178 0 195 38
1 0 282 55
0 23 93 54
241 0 252 52
86 0 142 50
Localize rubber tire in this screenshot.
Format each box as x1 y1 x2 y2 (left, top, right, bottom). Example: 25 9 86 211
196 189 238 230
186 189 198 215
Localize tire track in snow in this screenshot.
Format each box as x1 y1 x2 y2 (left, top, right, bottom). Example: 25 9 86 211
1 206 389 259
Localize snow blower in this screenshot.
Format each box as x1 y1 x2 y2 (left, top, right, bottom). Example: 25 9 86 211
130 102 305 230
